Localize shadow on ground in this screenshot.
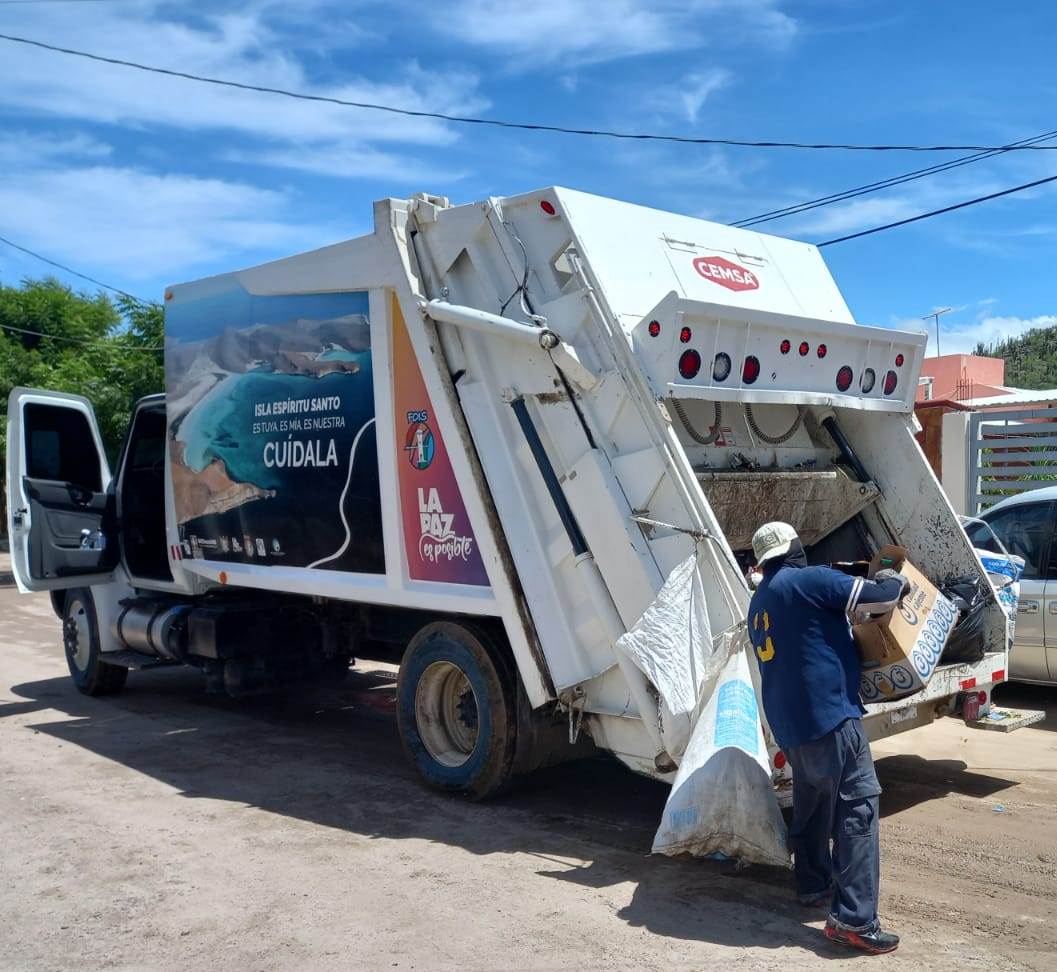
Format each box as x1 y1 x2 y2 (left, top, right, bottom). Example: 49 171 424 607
1 667 1022 958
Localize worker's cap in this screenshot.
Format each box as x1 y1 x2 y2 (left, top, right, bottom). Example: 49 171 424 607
752 521 799 565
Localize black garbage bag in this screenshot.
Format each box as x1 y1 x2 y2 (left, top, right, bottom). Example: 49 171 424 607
940 575 987 665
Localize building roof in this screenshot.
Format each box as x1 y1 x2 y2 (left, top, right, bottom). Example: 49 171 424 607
962 388 1057 408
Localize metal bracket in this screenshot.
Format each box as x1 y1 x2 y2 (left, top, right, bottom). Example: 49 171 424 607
630 513 712 542
561 686 587 744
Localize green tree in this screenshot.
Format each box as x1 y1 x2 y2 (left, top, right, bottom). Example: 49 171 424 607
975 326 1057 389
0 278 164 537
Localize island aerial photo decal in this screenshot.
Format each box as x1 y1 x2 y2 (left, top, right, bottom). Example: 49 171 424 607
164 280 384 574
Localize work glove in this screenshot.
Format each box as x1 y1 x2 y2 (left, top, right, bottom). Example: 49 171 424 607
874 568 911 602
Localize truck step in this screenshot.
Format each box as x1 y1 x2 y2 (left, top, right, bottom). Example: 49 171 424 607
101 649 179 671
966 707 1046 732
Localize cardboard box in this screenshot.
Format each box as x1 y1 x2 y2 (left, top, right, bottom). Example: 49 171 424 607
853 545 958 704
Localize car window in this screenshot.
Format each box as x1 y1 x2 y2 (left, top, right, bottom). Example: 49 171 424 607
980 501 1055 580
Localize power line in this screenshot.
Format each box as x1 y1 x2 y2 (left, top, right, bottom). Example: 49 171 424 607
0 233 154 304
0 321 163 351
817 172 1057 246
2 31 1057 154
733 129 1057 227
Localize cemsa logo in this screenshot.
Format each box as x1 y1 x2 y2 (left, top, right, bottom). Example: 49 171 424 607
417 486 474 564
693 255 760 292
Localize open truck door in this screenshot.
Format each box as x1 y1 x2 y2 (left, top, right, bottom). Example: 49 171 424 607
5 388 116 593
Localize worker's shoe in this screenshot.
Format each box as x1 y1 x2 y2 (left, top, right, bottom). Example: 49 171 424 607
824 919 899 954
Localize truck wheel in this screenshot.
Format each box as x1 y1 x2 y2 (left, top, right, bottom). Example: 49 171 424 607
397 622 516 800
63 588 128 697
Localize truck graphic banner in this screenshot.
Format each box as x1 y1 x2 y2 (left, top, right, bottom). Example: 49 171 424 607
391 295 488 586
164 280 384 573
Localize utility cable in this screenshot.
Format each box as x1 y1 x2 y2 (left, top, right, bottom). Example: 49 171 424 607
0 233 155 304
3 32 1057 154
0 320 163 351
734 129 1057 227
818 171 1057 246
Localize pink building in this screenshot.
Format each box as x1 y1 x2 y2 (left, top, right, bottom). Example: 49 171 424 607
916 354 1008 402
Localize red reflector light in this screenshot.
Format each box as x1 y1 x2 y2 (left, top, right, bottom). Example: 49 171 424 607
836 365 854 392
977 690 988 704
678 349 702 380
540 199 556 215
774 750 787 770
817 343 828 359
742 355 761 384
960 677 977 691
992 669 1005 682
798 341 809 356
883 370 898 395
679 326 692 343
895 353 905 366
780 339 791 354
648 320 661 337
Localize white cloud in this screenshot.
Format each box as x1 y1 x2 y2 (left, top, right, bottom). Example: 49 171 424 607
636 67 733 124
0 131 112 167
434 0 797 64
0 164 338 286
0 3 486 177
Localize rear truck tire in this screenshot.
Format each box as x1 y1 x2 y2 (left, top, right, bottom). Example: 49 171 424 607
397 621 517 800
63 588 128 697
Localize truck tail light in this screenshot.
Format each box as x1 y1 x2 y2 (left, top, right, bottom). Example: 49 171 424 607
780 339 791 354
773 750 787 769
817 343 828 359
836 366 854 392
540 199 557 215
679 326 692 343
884 370 898 395
742 355 761 384
713 352 731 382
895 353 905 366
648 320 661 337
798 341 809 356
861 367 876 393
678 349 702 379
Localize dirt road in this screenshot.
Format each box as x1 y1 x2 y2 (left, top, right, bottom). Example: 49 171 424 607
1 586 1055 971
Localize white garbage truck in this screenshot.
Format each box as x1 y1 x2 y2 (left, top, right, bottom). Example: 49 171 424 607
5 187 1013 799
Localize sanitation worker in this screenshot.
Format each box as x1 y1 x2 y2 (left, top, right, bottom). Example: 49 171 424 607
747 521 908 955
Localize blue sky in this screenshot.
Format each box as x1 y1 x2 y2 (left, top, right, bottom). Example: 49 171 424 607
0 0 1054 354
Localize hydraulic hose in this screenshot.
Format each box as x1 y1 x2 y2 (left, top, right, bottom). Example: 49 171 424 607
822 415 872 483
744 403 804 445
671 399 722 445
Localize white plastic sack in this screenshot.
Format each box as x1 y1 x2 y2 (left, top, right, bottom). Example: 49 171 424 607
652 634 790 869
614 553 713 761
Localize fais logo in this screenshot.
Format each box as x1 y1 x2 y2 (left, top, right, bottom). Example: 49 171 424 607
692 255 760 292
404 409 435 470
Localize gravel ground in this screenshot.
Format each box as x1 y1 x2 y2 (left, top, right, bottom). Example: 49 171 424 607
1 585 1055 971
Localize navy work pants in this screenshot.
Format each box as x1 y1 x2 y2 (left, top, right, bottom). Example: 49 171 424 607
786 717 882 932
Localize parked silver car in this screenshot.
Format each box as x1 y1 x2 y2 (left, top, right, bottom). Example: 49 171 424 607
963 486 1057 684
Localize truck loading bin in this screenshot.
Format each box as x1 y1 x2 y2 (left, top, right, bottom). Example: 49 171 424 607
6 187 1015 806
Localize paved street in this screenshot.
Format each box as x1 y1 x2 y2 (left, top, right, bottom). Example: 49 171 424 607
1 585 1055 971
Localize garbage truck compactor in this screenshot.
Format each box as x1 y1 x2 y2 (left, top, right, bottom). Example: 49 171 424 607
6 188 1013 799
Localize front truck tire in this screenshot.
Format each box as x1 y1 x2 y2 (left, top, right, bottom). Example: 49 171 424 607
397 621 518 800
63 588 128 697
